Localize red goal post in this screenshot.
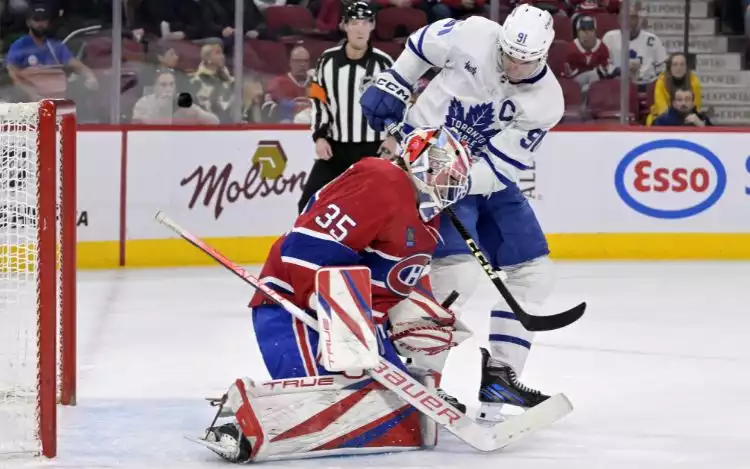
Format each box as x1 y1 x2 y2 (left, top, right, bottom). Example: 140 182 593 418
0 99 77 459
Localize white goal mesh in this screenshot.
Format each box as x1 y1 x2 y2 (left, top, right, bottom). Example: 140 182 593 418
0 101 76 458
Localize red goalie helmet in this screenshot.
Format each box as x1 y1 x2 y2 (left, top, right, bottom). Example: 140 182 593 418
400 126 473 222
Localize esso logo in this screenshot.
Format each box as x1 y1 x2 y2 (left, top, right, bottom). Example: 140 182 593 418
615 139 727 219
386 253 431 297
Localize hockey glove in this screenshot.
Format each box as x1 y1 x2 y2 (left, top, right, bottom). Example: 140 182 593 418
387 289 472 372
360 70 412 132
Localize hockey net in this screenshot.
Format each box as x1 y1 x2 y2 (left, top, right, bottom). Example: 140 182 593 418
0 100 77 458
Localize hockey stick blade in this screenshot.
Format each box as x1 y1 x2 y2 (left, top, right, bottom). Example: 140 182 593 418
445 208 586 332
155 211 572 452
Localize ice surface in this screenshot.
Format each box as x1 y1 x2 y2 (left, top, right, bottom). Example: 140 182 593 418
3 262 749 469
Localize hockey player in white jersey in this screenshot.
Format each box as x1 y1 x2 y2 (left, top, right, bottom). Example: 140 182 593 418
361 5 564 421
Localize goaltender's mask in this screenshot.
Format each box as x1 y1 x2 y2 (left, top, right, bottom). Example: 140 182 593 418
400 126 472 222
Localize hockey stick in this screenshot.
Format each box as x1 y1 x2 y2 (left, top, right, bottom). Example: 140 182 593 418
444 207 586 332
155 211 572 452
384 120 586 332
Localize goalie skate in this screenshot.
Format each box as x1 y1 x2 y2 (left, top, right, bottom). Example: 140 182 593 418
187 423 252 463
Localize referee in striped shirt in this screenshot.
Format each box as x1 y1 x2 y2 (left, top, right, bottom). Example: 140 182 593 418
299 1 394 212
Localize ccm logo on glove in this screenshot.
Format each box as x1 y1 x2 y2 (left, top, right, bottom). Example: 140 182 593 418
375 76 410 102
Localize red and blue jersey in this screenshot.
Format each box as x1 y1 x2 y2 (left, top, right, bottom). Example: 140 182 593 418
250 157 440 323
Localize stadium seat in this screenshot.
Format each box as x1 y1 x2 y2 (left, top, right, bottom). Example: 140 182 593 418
372 41 405 61
264 6 315 36
558 77 585 121
170 41 203 72
547 40 569 77
80 36 146 69
553 16 574 42
587 79 638 121
591 12 620 37
375 8 427 41
301 39 339 66
244 40 289 75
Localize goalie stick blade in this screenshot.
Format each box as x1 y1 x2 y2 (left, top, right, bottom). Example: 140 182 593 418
470 393 573 452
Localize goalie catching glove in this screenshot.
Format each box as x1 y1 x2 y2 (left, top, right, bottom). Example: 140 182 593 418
388 289 472 372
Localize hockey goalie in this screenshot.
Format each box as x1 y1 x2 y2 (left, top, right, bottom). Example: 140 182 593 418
196 126 475 463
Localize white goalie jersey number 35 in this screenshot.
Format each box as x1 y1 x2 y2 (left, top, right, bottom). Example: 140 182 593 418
314 204 358 242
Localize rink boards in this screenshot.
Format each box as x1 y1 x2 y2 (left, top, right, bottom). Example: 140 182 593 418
73 125 750 268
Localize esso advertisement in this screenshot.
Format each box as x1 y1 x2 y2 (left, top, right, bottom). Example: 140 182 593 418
615 139 727 219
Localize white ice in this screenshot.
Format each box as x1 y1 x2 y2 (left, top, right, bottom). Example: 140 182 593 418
4 261 750 469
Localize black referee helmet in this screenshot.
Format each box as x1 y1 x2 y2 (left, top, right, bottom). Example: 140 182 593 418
343 1 375 23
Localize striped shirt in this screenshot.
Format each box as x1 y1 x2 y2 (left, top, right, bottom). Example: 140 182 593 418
310 42 393 144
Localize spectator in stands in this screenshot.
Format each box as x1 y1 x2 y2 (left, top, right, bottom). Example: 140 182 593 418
133 0 231 44
188 43 234 123
265 45 312 122
1 0 31 43
563 16 612 91
53 0 118 39
189 0 235 47
6 4 98 101
570 0 620 35
602 3 667 85
218 0 270 39
140 41 190 95
254 0 287 12
242 74 273 123
132 0 197 41
570 0 620 14
652 88 711 127
173 92 221 124
519 0 566 15
421 0 486 22
131 69 178 123
646 52 702 126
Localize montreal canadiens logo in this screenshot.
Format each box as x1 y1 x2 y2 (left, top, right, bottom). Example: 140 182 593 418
386 253 431 297
614 139 727 219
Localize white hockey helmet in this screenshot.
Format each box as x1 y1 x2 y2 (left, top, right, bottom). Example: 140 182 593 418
497 4 555 80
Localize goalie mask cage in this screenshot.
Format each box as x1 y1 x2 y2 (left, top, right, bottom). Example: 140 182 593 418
0 100 77 459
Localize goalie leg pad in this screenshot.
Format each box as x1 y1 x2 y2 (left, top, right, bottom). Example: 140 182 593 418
201 374 426 462
252 303 407 379
315 266 379 372
252 304 324 378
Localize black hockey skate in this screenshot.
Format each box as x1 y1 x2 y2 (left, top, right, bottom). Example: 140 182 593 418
203 423 252 463
477 347 549 420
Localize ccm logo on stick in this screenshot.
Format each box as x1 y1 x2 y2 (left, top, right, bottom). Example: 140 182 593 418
615 139 727 219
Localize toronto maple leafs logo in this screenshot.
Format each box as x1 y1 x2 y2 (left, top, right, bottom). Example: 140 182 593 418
444 99 498 152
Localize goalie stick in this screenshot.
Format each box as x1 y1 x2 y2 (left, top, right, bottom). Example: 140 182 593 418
155 211 572 452
384 120 586 332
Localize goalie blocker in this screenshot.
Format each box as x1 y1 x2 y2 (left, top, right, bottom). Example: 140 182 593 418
199 266 474 462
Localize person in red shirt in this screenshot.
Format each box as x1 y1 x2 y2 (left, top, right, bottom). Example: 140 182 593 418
569 0 620 14
265 45 312 122
563 16 613 90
